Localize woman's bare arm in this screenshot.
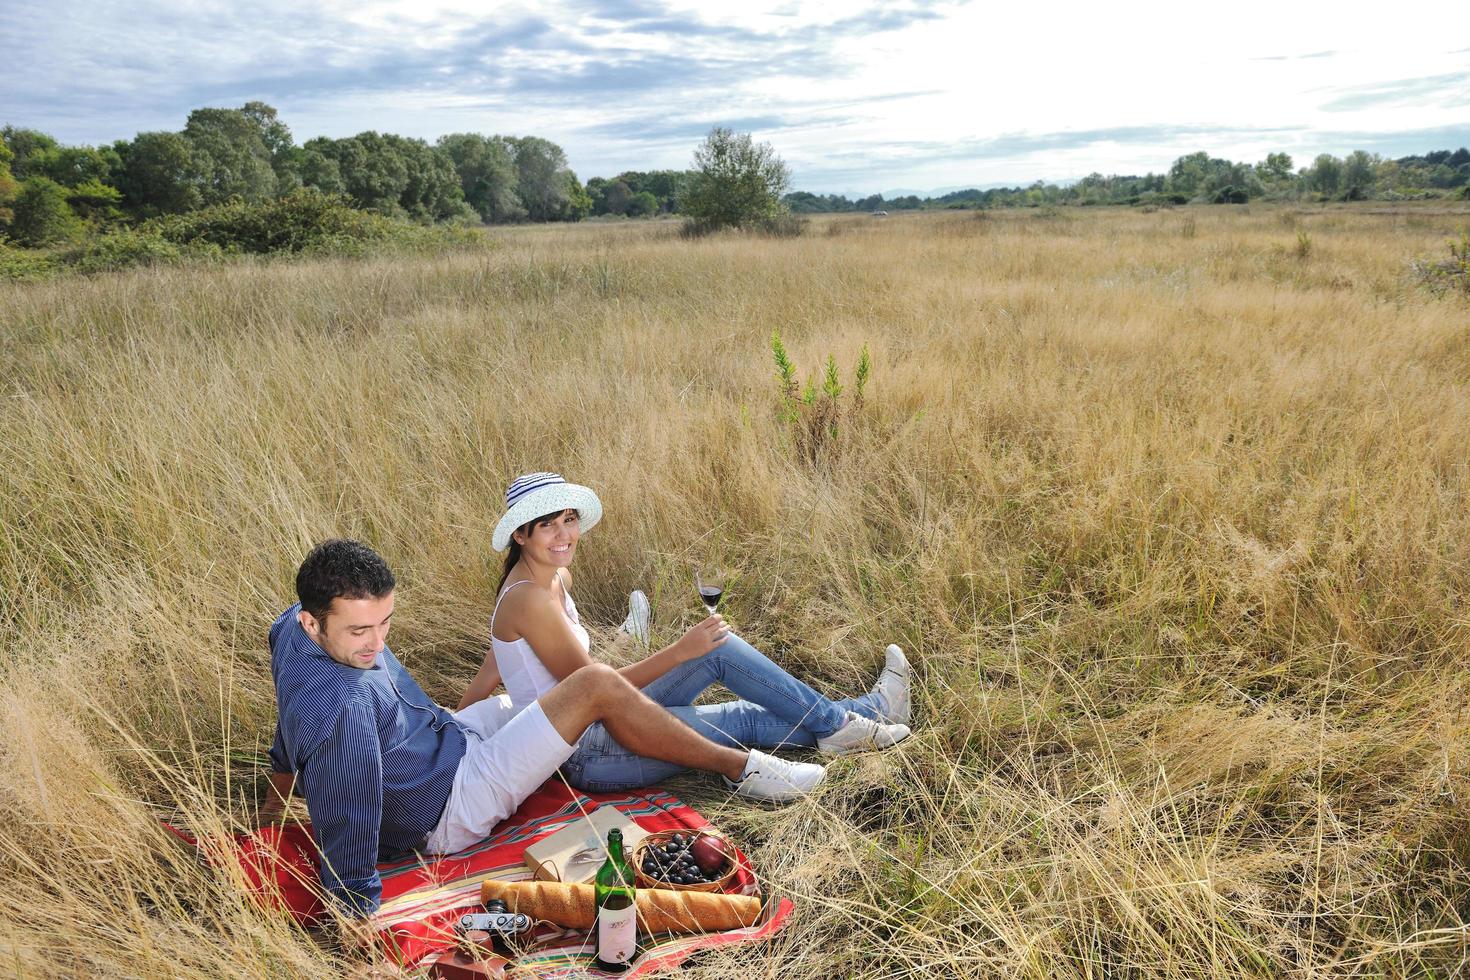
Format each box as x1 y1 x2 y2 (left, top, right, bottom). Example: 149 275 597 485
456 654 503 711
511 587 730 689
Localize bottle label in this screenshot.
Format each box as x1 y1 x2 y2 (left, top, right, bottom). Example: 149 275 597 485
598 902 637 963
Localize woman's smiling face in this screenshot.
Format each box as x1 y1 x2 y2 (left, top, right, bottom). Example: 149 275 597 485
516 508 581 568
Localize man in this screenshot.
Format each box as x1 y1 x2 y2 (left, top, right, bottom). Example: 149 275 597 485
264 539 825 921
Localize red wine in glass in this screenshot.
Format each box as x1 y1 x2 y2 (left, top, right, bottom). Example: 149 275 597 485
695 569 725 614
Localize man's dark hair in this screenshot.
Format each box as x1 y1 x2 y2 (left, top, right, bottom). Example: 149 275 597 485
295 539 396 623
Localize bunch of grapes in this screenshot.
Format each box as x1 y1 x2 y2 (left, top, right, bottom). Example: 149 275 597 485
640 833 728 886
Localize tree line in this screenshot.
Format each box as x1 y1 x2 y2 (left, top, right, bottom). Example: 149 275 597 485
4 103 1469 251
784 148 1470 213
0 102 594 246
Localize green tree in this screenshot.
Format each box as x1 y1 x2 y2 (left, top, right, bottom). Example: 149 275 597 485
1341 150 1378 200
585 176 609 215
268 146 306 193
36 145 121 188
240 102 300 192
65 178 125 226
297 147 344 196
240 103 294 162
680 127 791 231
0 127 59 179
0 133 18 227
1167 151 1212 196
616 169 687 213
116 131 202 216
183 106 278 205
303 132 470 222
627 190 658 217
563 171 592 221
1307 154 1342 197
436 133 523 222
1215 161 1262 199
1375 159 1402 193
303 133 408 215
395 137 473 223
601 179 633 215
783 191 824 213
1428 164 1459 189
1257 152 1294 185
508 136 579 221
10 176 83 245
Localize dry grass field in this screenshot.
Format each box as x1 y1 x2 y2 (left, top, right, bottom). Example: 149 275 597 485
3 204 1470 978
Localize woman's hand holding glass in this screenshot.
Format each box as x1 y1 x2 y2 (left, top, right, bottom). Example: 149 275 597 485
673 613 730 662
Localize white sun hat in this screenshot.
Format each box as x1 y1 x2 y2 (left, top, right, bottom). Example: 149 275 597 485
492 472 603 552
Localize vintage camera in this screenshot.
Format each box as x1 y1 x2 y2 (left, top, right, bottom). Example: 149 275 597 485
455 899 532 939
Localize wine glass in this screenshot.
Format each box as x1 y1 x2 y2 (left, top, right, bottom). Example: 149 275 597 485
694 566 725 616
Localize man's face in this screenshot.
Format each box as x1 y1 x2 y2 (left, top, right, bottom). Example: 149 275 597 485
299 592 395 669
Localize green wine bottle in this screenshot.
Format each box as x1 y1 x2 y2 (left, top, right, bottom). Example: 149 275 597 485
592 828 638 972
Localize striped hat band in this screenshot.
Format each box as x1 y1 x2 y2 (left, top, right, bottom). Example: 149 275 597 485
506 472 566 507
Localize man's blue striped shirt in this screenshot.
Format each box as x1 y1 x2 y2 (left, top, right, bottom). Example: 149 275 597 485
268 604 466 915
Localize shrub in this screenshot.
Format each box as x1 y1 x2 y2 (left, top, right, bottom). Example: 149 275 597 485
754 213 807 238
65 179 125 228
771 330 870 465
678 218 720 240
0 241 60 280
140 187 482 258
60 229 185 274
4 188 486 278
1212 185 1249 204
1411 233 1470 296
10 176 83 246
144 188 400 254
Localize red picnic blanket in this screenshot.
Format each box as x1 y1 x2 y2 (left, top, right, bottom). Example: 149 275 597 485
168 781 792 976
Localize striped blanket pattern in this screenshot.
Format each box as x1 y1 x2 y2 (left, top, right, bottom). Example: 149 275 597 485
189 780 793 975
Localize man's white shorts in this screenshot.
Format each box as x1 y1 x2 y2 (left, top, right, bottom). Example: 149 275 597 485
424 696 575 855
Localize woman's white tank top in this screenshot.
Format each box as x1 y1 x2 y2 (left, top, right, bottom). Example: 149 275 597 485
491 574 590 715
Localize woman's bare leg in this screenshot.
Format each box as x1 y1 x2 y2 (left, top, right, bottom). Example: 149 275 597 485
537 663 748 782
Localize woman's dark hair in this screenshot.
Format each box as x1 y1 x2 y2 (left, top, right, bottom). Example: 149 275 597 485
497 509 579 592
296 539 396 623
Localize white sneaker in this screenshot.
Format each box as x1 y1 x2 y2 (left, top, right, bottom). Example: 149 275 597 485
868 644 911 725
618 590 651 646
723 749 827 802
816 711 911 755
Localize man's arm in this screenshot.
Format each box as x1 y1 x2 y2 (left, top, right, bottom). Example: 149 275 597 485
261 726 297 822
298 697 385 917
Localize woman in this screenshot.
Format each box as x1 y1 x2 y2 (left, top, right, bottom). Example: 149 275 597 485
459 472 912 794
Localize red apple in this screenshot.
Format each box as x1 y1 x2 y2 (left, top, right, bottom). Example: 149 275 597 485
689 832 734 875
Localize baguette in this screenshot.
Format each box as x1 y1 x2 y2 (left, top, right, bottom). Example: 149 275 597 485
480 880 762 934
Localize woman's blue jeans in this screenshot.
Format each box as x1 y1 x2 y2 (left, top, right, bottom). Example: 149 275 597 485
561 633 883 792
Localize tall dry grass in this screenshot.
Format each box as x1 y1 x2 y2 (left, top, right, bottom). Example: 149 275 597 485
3 205 1470 977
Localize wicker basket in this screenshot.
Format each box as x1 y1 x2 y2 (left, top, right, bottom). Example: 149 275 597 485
631 830 738 893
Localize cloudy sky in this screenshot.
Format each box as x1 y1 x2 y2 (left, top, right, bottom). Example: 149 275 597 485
3 0 1468 195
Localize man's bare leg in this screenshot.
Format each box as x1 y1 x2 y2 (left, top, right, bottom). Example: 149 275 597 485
538 663 748 782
